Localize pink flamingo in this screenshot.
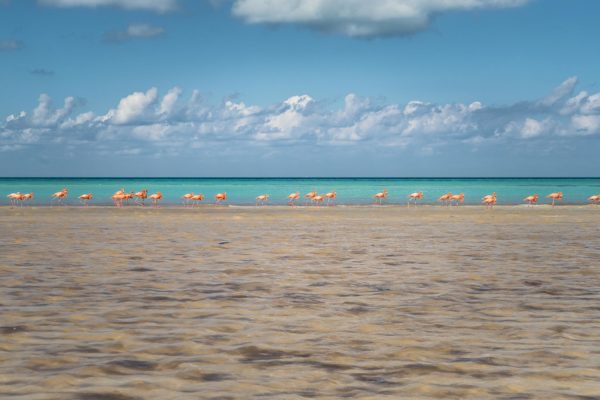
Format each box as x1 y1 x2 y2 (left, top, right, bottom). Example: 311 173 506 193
546 192 563 207
588 194 600 205
373 189 388 205
149 192 163 207
288 192 300 206
79 193 93 206
22 193 33 204
215 192 227 204
123 192 134 206
7 192 22 206
438 192 452 206
523 194 539 207
133 189 148 206
51 188 68 206
256 194 269 206
190 193 204 207
313 194 325 206
182 193 194 207
324 191 337 206
112 192 126 207
482 192 497 209
450 193 464 206
408 192 423 207
304 191 317 205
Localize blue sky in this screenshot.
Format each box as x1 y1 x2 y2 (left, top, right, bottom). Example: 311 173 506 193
1 0 600 176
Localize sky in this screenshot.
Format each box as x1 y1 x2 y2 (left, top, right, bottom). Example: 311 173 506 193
1 0 600 177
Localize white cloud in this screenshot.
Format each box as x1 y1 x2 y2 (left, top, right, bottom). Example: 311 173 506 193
60 111 95 129
39 0 176 12
159 87 182 116
580 93 600 115
105 87 158 124
132 123 171 140
520 117 547 138
6 111 26 123
232 0 530 37
561 91 588 115
104 23 165 42
571 115 600 135
540 76 577 107
256 95 314 140
2 77 600 155
30 94 79 127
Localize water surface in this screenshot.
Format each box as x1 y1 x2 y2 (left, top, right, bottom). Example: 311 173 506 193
2 177 600 205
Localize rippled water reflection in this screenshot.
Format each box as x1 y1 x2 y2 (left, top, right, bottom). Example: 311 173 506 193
2 206 600 399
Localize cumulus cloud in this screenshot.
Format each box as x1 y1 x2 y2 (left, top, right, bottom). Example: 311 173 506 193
540 76 577 107
158 87 182 116
232 0 530 37
104 23 165 43
2 77 600 156
103 87 158 124
39 0 176 12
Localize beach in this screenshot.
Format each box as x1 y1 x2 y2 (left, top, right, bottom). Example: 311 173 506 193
2 206 600 399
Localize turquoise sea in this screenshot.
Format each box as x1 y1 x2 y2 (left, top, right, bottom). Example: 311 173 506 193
1 177 599 205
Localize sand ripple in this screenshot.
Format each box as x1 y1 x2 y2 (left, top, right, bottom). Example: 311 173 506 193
2 207 600 399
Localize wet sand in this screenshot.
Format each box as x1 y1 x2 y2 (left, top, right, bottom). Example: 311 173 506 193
2 206 600 399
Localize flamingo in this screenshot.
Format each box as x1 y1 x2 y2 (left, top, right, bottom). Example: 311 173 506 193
304 191 317 205
79 193 93 206
123 192 134 206
482 192 497 209
7 192 22 206
546 192 563 207
215 192 227 204
438 192 452 206
256 194 269 206
149 192 163 207
287 192 300 206
51 188 68 205
324 191 337 206
450 193 464 206
9 192 26 207
408 192 424 207
133 189 148 206
374 189 388 205
15 193 27 206
313 194 325 206
19 193 33 206
523 194 539 207
112 192 126 207
588 194 600 205
182 193 194 207
190 193 204 207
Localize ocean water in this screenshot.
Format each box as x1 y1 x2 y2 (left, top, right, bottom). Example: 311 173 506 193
1 177 600 205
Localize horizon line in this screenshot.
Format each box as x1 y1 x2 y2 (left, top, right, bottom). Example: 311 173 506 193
1 176 600 180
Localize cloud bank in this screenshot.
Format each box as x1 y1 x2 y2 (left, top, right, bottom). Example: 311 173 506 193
2 77 598 158
37 0 531 37
232 0 530 37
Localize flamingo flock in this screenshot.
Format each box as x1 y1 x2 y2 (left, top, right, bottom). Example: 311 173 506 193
5 188 600 208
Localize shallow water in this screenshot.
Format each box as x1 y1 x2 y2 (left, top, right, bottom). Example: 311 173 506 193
2 177 600 205
2 207 600 399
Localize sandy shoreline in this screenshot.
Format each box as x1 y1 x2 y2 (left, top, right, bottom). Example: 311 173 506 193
2 207 600 399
